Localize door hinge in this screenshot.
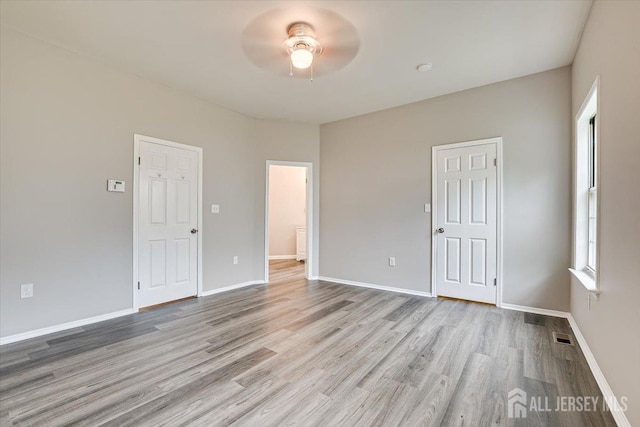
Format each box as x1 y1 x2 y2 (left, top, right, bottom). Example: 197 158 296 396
494 158 497 167
137 281 140 290
494 278 497 287
138 157 141 165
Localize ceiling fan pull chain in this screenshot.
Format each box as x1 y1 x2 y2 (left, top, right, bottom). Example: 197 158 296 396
310 64 313 82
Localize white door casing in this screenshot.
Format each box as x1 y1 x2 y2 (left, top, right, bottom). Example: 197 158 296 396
264 161 313 282
135 136 201 308
433 139 499 304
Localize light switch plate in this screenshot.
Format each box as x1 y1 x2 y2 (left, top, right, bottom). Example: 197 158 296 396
424 204 431 213
107 180 125 192
211 204 220 214
389 257 396 267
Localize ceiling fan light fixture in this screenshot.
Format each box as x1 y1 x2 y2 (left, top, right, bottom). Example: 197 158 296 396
284 22 322 74
290 47 313 69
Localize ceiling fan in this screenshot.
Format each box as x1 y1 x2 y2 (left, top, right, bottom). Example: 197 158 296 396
242 7 360 81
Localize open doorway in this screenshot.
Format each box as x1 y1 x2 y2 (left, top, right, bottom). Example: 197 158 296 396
265 161 312 283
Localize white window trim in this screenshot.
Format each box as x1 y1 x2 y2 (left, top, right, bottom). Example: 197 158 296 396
571 77 600 293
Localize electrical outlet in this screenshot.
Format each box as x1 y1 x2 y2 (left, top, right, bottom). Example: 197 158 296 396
389 257 396 267
233 256 239 265
21 283 34 299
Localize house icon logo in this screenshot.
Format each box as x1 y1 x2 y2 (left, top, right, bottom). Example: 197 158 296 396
508 388 528 418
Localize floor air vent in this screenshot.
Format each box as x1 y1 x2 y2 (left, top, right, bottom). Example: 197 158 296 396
552 332 574 346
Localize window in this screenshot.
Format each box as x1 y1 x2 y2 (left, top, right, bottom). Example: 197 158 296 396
587 115 597 271
571 78 599 290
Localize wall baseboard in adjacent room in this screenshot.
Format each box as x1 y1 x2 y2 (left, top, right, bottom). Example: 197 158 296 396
317 276 432 298
0 308 136 346
199 280 265 297
268 255 297 260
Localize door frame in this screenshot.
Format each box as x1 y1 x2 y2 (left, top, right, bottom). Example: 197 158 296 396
430 137 504 306
264 160 313 282
132 134 203 312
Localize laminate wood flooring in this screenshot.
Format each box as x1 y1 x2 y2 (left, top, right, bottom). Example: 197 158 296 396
0 260 616 426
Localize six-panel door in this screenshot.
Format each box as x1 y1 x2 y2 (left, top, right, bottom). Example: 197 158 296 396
138 141 199 308
436 143 497 304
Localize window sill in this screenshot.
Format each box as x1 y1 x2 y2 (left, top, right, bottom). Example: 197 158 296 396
569 268 600 294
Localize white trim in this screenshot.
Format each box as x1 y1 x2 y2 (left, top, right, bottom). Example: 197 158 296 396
268 255 298 260
568 314 631 427
133 134 203 312
318 276 433 298
572 77 600 290
500 303 569 319
199 280 265 297
431 137 503 306
0 309 135 346
265 161 313 283
569 268 599 294
500 303 631 425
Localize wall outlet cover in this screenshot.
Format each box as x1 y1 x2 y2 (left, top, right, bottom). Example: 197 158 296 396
21 283 34 299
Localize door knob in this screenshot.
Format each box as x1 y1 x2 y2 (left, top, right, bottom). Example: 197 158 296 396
191 229 198 234
436 228 445 234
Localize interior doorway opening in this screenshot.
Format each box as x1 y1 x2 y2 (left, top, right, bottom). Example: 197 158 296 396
265 161 312 282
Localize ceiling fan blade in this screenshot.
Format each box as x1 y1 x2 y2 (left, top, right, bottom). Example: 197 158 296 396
242 6 360 78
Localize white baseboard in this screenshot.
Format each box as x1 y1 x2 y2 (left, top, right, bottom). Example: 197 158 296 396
500 303 569 318
500 303 630 426
0 308 136 346
567 314 631 427
268 255 297 260
317 276 432 298
1 280 265 346
199 280 265 297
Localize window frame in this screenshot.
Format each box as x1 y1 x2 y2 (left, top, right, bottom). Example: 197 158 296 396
586 115 597 273
570 77 600 292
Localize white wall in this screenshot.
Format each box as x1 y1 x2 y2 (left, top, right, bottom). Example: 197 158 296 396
268 166 306 257
570 1 640 425
320 67 572 311
0 28 320 338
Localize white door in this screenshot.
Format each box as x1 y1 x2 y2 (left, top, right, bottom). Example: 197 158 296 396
138 140 199 307
435 142 497 304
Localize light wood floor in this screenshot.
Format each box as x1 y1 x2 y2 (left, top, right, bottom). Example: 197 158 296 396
0 260 615 426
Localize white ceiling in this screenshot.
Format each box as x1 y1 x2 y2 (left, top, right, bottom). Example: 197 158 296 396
1 0 592 124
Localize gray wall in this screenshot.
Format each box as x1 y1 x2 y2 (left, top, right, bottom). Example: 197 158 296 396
251 119 321 281
320 67 572 311
570 1 640 424
0 28 319 337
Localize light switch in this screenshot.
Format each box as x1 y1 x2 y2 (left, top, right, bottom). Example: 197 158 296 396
107 180 125 192
424 204 431 213
211 204 220 214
